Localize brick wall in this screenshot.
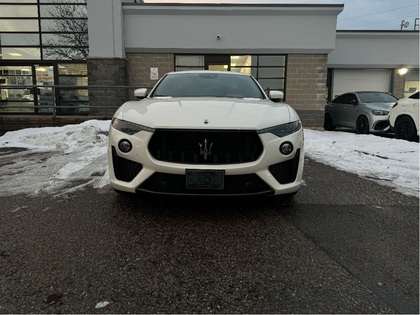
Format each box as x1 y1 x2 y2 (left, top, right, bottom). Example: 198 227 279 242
286 54 328 127
393 70 405 99
87 58 128 116
126 53 174 88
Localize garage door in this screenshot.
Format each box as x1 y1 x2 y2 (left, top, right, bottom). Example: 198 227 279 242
332 69 391 99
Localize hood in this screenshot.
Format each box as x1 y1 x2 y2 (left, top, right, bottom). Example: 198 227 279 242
365 102 394 110
115 98 294 130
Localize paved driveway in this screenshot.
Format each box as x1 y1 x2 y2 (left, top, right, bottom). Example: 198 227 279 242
0 158 418 313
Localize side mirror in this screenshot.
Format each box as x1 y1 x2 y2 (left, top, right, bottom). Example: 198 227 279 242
134 88 148 100
350 99 358 105
268 90 284 103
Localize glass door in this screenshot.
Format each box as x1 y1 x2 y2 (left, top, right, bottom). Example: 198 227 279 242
35 65 55 114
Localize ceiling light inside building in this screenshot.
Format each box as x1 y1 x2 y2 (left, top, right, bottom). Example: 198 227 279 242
8 52 22 57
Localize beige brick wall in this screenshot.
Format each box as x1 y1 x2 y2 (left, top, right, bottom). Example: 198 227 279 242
126 53 174 88
285 54 328 126
393 71 405 99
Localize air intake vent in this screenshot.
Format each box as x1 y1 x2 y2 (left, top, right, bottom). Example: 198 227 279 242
269 149 300 184
112 146 143 182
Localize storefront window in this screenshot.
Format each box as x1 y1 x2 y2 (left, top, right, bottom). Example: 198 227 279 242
0 66 34 113
175 54 287 92
0 0 89 115
175 55 205 71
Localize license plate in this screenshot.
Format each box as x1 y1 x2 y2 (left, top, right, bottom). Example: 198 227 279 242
186 170 224 189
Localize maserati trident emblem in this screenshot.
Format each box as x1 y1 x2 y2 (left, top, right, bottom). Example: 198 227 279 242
199 138 213 160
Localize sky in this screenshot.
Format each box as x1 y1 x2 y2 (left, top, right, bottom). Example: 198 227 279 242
0 120 418 198
143 0 420 30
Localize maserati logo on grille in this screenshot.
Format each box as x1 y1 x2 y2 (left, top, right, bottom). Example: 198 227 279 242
199 138 213 160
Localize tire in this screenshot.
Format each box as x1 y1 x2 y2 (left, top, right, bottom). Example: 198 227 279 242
395 116 417 141
324 114 336 131
356 116 369 134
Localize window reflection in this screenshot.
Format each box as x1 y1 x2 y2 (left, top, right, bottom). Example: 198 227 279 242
1 47 41 59
0 19 38 31
58 64 87 76
0 33 39 45
0 4 37 17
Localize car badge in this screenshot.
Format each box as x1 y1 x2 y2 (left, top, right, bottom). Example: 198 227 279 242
199 139 213 160
204 119 209 124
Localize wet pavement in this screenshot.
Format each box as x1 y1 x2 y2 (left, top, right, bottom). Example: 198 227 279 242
0 158 418 313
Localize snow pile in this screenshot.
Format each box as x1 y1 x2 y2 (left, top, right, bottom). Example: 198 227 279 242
0 120 110 197
0 120 418 198
305 129 419 197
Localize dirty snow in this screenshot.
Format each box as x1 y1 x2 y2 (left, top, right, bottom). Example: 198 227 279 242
0 120 418 198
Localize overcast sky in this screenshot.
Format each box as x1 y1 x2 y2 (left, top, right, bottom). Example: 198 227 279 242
143 0 420 30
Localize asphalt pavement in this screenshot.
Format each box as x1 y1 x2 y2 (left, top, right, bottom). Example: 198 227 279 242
0 158 418 314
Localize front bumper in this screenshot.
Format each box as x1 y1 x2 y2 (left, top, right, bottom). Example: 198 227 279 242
108 127 304 196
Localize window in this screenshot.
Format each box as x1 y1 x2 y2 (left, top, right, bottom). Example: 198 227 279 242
332 93 352 104
175 54 287 93
0 1 89 115
0 0 88 61
0 66 34 113
175 55 205 71
409 92 419 100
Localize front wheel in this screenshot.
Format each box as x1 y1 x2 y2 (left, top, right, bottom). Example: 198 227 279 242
356 116 369 134
395 116 417 141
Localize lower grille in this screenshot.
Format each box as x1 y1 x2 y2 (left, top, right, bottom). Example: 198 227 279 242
112 146 143 182
373 120 390 131
148 129 263 164
269 149 300 184
138 173 273 196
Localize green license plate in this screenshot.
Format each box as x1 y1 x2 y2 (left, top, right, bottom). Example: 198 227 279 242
186 170 224 189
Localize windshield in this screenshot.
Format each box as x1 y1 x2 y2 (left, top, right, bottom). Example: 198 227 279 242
151 73 265 99
358 92 398 103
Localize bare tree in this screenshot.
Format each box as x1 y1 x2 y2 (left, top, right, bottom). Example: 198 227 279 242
43 1 89 60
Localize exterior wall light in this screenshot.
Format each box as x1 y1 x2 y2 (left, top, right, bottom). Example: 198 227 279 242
398 68 408 76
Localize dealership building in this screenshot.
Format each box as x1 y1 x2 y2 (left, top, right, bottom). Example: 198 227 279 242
0 0 419 132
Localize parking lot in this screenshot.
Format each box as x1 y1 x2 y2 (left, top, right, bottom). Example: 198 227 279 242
0 157 418 314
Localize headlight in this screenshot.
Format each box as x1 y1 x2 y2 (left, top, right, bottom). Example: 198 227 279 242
258 120 302 137
111 118 154 135
371 110 389 116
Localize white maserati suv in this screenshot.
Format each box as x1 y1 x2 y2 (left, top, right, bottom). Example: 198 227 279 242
108 71 304 196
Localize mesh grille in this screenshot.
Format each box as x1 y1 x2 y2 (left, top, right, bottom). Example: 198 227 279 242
268 149 301 184
148 129 263 164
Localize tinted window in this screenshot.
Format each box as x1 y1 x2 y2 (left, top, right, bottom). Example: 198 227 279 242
152 73 265 99
409 92 419 100
332 93 354 104
358 92 398 103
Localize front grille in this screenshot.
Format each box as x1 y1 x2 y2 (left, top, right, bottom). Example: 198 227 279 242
269 149 300 184
112 146 143 182
373 120 390 131
138 173 273 196
148 129 263 164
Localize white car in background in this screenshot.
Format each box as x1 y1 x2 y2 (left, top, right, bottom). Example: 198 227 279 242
108 71 304 197
389 90 419 141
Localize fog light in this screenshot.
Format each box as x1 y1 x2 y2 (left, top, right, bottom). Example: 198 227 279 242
280 142 293 155
118 139 132 153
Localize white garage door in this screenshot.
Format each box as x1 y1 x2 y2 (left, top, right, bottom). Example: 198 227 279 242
332 69 391 99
